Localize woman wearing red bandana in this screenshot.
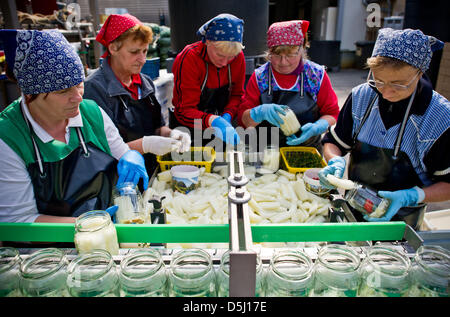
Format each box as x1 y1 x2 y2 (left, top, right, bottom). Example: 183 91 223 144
237 20 339 153
84 14 191 174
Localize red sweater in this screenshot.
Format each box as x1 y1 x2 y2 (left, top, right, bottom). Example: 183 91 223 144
237 67 340 127
172 41 246 129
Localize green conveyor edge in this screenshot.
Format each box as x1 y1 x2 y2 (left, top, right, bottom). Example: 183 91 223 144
0 222 406 243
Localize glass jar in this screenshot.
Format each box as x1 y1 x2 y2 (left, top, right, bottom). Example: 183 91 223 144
0 247 21 297
265 249 314 297
279 108 301 136
409 245 449 297
113 182 147 224
168 249 216 297
216 250 264 297
244 143 259 166
119 249 167 297
67 249 119 297
312 244 361 297
74 210 119 255
19 248 69 297
358 245 411 297
261 145 280 172
345 185 390 218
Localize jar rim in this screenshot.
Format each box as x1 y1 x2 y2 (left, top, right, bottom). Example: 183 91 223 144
366 245 411 275
20 248 66 279
120 249 164 278
317 244 361 272
219 250 262 276
75 210 110 232
0 247 20 274
270 250 313 281
67 249 114 281
415 245 450 277
170 249 212 279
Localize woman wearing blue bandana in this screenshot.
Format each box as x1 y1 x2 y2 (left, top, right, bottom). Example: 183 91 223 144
0 29 148 224
320 28 450 229
171 13 245 146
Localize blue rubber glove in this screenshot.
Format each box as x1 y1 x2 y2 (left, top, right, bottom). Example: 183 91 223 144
117 150 149 190
250 103 286 127
364 187 425 222
318 156 346 189
211 116 240 145
105 205 118 223
221 113 232 123
286 119 329 145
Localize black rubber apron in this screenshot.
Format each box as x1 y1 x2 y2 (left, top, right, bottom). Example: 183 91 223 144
259 67 321 152
116 87 161 174
347 88 426 230
23 106 118 218
169 62 232 146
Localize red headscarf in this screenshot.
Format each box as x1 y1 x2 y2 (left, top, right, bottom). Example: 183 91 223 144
96 14 142 57
267 20 310 48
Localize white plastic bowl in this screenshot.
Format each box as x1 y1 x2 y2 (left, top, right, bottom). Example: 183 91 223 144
303 168 331 197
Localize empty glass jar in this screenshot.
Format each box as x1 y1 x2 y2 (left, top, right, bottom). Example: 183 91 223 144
358 245 411 297
113 182 147 224
67 249 119 297
265 249 314 297
312 244 361 297
216 250 264 297
0 247 21 297
119 249 167 297
409 245 449 297
74 210 119 255
168 249 216 297
19 248 69 297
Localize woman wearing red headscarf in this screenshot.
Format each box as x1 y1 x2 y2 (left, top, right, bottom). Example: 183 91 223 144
237 20 339 152
84 14 191 174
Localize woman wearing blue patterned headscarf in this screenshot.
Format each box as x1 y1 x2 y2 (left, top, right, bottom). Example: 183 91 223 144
320 28 449 230
0 29 149 225
170 13 245 147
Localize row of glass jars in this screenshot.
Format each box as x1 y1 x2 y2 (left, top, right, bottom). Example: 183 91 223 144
1 244 448 297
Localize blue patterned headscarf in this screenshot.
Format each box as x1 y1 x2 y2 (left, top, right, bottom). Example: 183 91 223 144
197 13 244 43
372 28 444 73
0 29 85 95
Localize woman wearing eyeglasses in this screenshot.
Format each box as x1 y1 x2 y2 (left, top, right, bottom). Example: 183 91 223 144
319 28 449 229
238 20 339 151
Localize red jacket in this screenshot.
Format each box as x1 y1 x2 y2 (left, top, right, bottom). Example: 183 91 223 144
172 41 245 129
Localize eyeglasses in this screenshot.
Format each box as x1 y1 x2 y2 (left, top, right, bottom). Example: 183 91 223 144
269 49 301 63
367 70 421 91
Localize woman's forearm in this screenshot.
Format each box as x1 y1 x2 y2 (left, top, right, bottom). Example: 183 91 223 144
34 215 76 223
422 182 450 203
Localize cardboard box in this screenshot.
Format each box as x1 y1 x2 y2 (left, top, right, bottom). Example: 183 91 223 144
436 42 450 100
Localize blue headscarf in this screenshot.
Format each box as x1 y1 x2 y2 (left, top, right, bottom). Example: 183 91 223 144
372 28 444 73
197 13 244 43
0 29 85 95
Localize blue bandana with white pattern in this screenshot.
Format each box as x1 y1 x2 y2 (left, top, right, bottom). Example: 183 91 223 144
0 29 84 95
197 13 244 43
372 28 444 73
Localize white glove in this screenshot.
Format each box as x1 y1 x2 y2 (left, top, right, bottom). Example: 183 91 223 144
170 129 191 153
142 135 181 156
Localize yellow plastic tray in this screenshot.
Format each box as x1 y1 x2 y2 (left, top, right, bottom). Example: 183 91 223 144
157 146 216 172
280 146 326 173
